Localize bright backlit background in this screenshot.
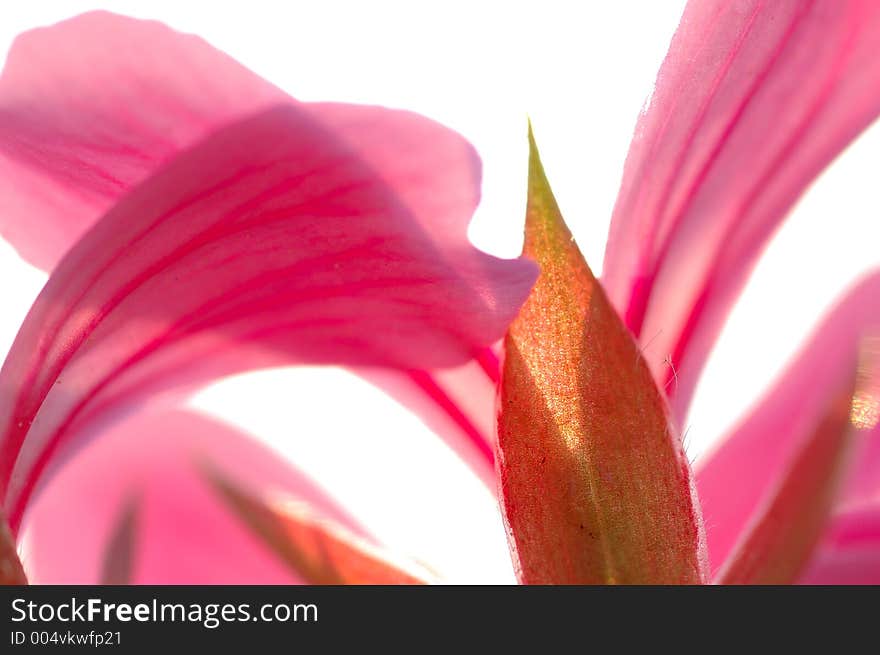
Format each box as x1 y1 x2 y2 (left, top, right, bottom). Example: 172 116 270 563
1 1 879 582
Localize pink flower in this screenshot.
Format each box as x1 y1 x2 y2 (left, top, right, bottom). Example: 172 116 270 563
1 1 879 584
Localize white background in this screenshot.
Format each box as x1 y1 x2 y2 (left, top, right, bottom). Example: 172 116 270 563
1 1 879 582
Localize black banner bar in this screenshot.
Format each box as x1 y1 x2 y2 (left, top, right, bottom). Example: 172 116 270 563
2 585 876 650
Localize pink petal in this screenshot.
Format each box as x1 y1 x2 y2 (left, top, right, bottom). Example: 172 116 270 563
0 13 486 279
0 11 286 269
0 13 519 496
22 409 360 584
0 105 537 531
696 271 880 578
800 506 880 584
602 0 880 423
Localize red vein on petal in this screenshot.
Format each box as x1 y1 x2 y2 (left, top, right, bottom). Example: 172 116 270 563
474 347 500 384
406 371 494 464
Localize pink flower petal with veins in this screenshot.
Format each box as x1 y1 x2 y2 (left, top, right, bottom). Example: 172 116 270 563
0 13 489 277
696 271 880 579
602 0 880 424
0 13 517 498
0 104 536 532
23 409 360 584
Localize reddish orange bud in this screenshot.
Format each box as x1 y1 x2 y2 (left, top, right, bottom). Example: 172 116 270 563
496 126 707 584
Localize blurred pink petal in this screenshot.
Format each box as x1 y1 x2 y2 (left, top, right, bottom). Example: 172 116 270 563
98 494 139 584
839 372 880 510
800 506 880 584
715 371 856 584
23 409 360 584
696 271 880 578
602 0 880 423
0 105 536 531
